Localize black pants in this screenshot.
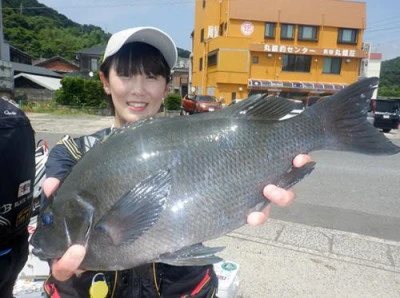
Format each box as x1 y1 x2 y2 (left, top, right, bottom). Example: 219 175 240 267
0 231 29 298
44 263 218 298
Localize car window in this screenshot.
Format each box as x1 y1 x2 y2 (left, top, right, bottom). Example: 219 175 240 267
197 95 218 102
375 100 400 113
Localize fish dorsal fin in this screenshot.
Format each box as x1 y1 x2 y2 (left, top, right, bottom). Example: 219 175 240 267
94 169 171 245
218 94 299 120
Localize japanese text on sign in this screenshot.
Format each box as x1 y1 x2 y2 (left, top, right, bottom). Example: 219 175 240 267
263 44 357 57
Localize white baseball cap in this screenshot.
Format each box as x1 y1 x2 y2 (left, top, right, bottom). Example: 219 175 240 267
103 27 177 69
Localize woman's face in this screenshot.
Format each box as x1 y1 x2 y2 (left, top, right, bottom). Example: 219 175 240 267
100 68 169 127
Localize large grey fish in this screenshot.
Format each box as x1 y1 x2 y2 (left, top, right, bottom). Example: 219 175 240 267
31 77 400 270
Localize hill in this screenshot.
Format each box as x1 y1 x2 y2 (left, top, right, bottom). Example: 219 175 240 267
378 57 400 97
2 0 190 60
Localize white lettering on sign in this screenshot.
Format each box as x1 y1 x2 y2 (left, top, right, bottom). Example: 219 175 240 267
264 44 359 57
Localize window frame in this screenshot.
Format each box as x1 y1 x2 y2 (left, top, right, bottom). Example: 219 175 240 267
322 57 342 74
280 24 295 40
207 51 218 67
282 54 311 73
338 28 358 44
298 25 318 41
264 22 276 39
90 57 98 71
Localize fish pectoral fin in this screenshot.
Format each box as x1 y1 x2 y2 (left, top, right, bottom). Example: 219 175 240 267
94 169 171 245
276 161 316 189
156 243 224 266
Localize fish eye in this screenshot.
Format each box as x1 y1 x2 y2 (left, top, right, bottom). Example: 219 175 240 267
41 213 54 226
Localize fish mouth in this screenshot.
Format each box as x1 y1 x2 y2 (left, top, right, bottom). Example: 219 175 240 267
31 247 61 260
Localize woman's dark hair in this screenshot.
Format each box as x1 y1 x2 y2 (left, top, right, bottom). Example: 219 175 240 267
100 42 171 114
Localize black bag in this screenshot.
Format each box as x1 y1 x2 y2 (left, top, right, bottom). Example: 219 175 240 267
0 98 35 242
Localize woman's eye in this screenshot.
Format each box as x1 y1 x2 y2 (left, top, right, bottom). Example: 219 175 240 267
41 213 54 226
146 74 157 80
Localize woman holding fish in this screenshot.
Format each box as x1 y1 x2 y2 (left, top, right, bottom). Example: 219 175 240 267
40 27 311 297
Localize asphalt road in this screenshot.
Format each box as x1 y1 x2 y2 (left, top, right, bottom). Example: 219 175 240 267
273 133 400 241
31 113 400 242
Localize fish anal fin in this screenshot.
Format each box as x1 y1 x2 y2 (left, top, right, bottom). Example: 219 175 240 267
276 161 316 189
156 244 225 266
94 169 171 245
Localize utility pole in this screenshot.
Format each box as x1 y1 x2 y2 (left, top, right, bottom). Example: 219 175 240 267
0 0 4 60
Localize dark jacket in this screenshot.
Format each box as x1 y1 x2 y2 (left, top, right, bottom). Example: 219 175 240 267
0 98 35 298
0 98 35 242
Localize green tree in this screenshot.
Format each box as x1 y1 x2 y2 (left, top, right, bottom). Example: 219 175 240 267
164 93 182 110
55 75 106 108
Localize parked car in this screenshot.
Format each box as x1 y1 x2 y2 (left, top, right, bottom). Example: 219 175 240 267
371 98 400 133
181 94 222 114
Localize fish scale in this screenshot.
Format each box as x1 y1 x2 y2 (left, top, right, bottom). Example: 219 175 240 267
31 77 400 270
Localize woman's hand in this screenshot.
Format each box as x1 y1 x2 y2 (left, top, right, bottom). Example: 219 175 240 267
42 178 86 281
51 245 86 281
247 154 312 226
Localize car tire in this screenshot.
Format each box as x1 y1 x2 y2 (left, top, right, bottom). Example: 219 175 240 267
382 129 391 133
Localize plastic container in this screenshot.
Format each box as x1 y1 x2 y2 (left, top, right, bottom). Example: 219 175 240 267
213 261 240 298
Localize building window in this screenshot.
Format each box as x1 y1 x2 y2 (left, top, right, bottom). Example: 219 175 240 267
265 23 275 38
208 51 218 66
219 23 224 36
200 28 204 43
252 56 259 64
282 54 311 72
281 24 295 40
338 28 358 44
323 57 341 74
90 58 98 71
199 57 203 71
298 25 318 41
202 0 206 8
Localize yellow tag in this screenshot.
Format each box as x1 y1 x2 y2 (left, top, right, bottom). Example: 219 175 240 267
89 280 109 298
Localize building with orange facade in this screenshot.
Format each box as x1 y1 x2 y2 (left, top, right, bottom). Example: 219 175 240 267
190 0 370 104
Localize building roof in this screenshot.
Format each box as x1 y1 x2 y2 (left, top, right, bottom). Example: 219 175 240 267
369 53 382 60
11 62 63 78
14 73 61 90
34 56 78 68
174 57 190 70
76 46 105 56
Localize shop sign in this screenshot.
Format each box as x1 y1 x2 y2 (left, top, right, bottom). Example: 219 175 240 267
252 43 367 58
248 79 347 91
241 21 254 36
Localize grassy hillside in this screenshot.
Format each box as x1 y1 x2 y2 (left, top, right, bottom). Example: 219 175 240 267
378 57 400 97
2 0 190 59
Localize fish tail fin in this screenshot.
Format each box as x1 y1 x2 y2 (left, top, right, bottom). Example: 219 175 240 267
308 77 400 155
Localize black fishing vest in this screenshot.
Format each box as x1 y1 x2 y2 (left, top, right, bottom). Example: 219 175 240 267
0 98 35 243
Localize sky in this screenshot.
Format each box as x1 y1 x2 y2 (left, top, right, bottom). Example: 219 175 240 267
36 0 400 60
